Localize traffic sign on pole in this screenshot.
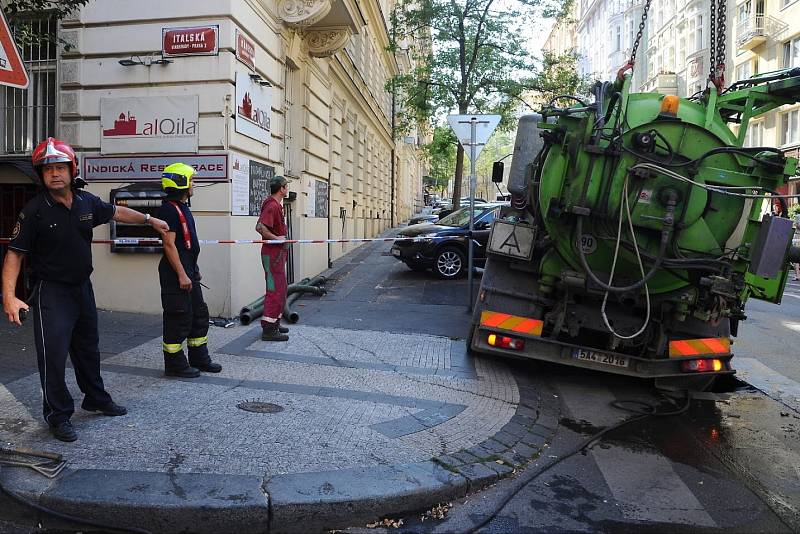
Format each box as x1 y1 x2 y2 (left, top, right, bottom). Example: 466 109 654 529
0 10 29 89
446 114 500 164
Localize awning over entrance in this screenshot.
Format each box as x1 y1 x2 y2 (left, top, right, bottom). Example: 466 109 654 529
0 156 38 181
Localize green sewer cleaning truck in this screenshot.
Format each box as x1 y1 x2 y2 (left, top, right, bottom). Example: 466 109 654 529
470 69 800 390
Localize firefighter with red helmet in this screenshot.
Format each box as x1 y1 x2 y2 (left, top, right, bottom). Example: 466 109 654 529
1 138 170 442
156 163 222 377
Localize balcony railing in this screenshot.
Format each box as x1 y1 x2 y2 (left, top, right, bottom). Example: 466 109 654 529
736 14 788 50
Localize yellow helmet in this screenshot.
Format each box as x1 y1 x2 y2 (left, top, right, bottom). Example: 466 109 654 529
161 162 195 191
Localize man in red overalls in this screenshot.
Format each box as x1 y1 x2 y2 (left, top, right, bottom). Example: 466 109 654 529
255 176 290 341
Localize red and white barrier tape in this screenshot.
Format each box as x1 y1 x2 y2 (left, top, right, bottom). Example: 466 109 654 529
0 236 465 246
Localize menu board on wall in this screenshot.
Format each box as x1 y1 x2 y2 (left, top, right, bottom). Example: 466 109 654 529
314 180 329 218
230 152 250 215
248 160 274 216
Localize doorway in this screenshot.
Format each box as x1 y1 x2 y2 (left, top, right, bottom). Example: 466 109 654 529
0 184 38 298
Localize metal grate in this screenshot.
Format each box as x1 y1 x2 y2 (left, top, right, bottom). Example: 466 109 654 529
1 15 58 154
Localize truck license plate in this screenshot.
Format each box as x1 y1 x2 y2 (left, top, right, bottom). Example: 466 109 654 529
572 348 629 368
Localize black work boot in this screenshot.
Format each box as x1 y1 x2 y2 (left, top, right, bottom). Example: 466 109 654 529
50 420 77 442
261 323 289 341
188 345 222 373
278 324 289 334
164 351 201 378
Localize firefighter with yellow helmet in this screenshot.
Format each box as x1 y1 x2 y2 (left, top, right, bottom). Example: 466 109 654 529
156 163 222 378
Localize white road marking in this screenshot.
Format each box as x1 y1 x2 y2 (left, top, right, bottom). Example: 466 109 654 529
592 447 717 526
556 381 717 527
733 358 800 414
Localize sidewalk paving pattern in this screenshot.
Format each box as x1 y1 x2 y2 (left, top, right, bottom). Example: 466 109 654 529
0 240 559 533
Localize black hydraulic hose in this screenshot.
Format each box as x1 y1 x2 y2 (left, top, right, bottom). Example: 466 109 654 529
463 392 693 534
0 467 152 534
287 284 326 296
283 292 302 324
575 192 676 293
240 277 327 325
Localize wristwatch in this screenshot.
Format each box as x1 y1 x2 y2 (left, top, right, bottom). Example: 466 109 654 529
144 213 151 224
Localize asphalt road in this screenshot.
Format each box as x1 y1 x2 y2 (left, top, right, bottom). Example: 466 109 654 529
734 277 800 384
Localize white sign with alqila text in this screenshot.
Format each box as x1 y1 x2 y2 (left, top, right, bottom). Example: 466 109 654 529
235 71 271 144
100 96 199 154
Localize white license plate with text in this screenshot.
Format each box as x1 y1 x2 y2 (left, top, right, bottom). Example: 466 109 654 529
572 348 629 368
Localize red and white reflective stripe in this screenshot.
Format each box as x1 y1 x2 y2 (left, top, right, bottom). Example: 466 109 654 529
169 201 191 250
480 310 544 336
668 337 731 358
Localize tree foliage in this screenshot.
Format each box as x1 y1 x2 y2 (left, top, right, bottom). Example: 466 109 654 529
389 0 568 209
423 126 457 196
3 0 89 50
521 50 592 109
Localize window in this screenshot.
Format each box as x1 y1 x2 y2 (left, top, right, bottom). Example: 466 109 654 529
735 60 752 81
1 16 57 154
689 15 704 54
744 121 763 147
738 0 752 25
678 37 686 65
784 37 800 68
627 18 635 49
615 25 622 52
781 109 800 146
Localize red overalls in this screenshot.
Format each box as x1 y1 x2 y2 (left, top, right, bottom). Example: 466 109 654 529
258 196 288 324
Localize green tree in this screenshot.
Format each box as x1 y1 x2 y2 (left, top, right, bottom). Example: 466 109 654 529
3 0 89 50
524 50 591 109
390 0 565 210
423 126 457 197
475 129 513 200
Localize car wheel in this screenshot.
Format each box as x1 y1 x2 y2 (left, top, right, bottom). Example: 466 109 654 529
434 247 465 279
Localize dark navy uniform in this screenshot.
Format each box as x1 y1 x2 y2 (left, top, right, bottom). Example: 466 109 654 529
9 191 116 426
156 200 212 369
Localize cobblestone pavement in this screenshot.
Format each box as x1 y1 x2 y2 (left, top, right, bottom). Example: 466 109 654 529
0 236 559 533
0 322 519 476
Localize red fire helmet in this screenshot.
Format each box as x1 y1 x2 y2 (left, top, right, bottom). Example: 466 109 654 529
31 137 78 178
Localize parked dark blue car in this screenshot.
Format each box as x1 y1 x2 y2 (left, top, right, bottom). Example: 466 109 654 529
391 204 503 279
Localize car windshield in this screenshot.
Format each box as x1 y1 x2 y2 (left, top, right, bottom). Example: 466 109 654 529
437 206 492 227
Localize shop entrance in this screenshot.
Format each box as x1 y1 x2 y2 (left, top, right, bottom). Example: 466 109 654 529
0 184 38 299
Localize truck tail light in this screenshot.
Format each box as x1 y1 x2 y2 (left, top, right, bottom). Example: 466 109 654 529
680 358 724 373
487 333 525 350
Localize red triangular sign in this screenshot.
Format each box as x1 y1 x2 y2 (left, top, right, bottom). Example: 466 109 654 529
0 10 29 89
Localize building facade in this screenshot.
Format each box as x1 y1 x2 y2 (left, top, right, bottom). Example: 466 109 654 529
0 0 424 315
565 0 737 95
731 0 799 201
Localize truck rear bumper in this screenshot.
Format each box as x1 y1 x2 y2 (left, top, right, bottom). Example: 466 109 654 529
472 325 735 380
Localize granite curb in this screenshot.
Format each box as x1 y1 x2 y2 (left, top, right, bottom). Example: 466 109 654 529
0 371 562 534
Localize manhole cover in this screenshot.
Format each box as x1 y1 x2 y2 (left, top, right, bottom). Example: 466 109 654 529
237 400 284 414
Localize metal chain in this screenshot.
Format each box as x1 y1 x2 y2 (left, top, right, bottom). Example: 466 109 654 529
709 0 717 81
708 0 727 90
716 0 726 72
629 0 654 65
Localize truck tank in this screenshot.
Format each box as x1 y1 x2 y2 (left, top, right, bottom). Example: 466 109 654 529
470 69 800 390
